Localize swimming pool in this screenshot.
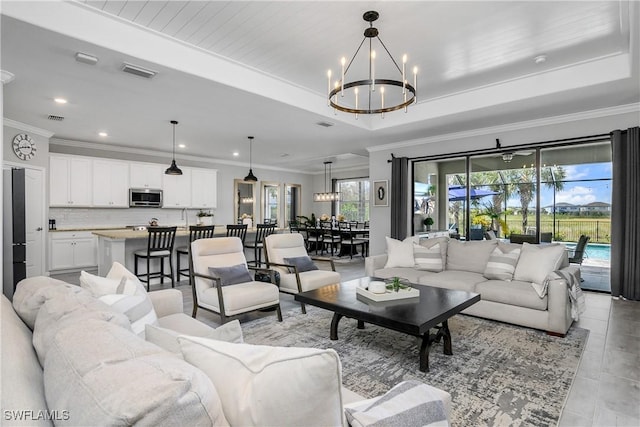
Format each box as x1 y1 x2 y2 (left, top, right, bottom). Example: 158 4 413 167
564 242 611 262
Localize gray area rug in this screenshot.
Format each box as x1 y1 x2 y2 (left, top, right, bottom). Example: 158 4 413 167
242 306 588 426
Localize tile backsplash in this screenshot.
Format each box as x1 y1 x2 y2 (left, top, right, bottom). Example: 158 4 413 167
49 207 213 229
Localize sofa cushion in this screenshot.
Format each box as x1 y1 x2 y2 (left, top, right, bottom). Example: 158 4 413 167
178 336 344 427
483 245 521 281
475 280 548 311
373 267 426 284
418 270 486 293
446 239 498 274
414 243 443 272
1 295 50 426
32 292 131 366
198 281 280 315
345 380 449 427
12 276 90 330
384 237 415 268
513 243 567 285
417 236 449 268
146 319 243 354
79 270 138 296
44 320 229 426
279 270 341 293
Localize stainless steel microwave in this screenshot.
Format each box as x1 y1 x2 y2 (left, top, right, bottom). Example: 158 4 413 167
129 188 162 207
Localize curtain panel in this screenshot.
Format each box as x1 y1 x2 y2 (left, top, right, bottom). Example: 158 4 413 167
610 126 640 300
390 157 409 240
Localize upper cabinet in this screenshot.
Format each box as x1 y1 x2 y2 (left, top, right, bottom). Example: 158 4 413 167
162 167 192 208
130 162 163 189
49 155 92 207
92 159 130 207
191 169 217 209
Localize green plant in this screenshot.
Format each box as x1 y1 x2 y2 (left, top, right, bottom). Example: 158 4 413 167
423 217 434 226
197 210 213 217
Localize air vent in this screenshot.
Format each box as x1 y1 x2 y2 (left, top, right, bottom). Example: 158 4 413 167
122 63 157 79
47 115 64 121
75 52 98 65
316 121 334 128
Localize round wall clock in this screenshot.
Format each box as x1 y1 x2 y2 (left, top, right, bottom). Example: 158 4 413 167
12 133 36 160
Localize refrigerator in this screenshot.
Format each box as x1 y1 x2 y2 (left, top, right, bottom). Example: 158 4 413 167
3 167 26 301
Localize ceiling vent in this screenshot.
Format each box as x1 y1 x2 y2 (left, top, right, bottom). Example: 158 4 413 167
121 63 157 79
316 121 334 128
47 115 64 121
75 52 98 65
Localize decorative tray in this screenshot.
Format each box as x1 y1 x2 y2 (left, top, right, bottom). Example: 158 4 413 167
356 283 420 302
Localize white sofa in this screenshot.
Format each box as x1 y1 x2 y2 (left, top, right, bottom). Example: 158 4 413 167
366 237 580 336
2 275 451 426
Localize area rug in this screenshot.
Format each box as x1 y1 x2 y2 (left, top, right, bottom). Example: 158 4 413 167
242 306 588 426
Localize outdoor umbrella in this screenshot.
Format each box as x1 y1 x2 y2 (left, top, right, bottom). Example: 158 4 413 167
448 185 499 202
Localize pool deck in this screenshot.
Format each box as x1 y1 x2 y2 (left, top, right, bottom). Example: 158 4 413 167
580 262 611 293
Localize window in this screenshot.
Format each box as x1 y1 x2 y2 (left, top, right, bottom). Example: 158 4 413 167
336 179 370 222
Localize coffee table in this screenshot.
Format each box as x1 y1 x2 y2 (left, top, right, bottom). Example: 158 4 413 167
294 277 480 372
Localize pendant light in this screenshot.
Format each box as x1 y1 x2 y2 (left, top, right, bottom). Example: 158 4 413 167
244 136 258 182
165 120 183 175
313 161 340 201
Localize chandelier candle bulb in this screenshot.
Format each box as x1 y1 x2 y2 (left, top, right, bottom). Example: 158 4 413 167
380 86 385 117
341 57 346 97
371 50 376 91
355 87 359 119
402 54 407 94
414 67 418 103
327 70 332 105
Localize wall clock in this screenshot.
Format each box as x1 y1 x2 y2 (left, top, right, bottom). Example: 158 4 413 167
12 133 36 161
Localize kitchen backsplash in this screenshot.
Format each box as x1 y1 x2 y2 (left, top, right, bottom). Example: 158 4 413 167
49 208 212 229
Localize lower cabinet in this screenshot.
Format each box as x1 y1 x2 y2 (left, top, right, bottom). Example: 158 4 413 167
49 231 97 271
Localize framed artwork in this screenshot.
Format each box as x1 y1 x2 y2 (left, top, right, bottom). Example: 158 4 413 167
373 180 389 206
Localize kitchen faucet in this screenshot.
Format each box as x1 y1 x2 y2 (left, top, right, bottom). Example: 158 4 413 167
181 208 189 229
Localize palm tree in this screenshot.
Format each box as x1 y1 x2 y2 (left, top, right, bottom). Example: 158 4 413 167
513 166 566 233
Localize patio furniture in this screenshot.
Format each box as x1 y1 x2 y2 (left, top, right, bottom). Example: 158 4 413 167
569 235 590 265
509 234 538 244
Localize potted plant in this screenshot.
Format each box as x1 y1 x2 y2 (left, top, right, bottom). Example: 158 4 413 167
423 216 434 231
197 210 214 226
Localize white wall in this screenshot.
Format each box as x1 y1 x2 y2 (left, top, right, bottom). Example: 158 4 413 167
366 109 640 256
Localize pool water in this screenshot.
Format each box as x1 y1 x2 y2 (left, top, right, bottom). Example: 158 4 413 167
564 242 611 262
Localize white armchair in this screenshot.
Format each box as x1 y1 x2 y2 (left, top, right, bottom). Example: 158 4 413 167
190 237 282 323
264 233 341 314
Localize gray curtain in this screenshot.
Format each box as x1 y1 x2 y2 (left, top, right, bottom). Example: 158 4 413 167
390 157 409 240
610 126 640 300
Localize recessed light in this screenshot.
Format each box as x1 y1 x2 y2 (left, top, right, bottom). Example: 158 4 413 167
98 131 108 137
54 98 67 104
233 152 239 157
178 144 186 149
534 55 547 64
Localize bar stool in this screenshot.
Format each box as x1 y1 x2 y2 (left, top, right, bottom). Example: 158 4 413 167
176 225 215 283
244 223 276 266
226 224 248 244
134 226 177 291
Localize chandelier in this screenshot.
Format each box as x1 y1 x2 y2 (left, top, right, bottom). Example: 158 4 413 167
314 161 340 202
327 11 417 118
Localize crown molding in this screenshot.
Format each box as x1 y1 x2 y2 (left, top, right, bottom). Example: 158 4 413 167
367 103 640 153
3 118 55 138
49 138 314 174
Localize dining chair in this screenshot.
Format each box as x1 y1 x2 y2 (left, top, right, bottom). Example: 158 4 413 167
339 222 367 258
305 225 324 255
320 220 341 256
176 225 215 283
226 224 248 244
264 233 340 314
134 226 177 291
190 237 281 323
244 223 276 266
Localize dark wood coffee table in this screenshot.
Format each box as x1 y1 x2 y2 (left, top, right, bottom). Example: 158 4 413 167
294 277 480 372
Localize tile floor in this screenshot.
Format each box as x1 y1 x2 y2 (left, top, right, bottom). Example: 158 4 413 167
51 258 640 426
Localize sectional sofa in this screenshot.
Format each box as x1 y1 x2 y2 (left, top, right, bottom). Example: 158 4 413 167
366 237 581 336
2 271 452 426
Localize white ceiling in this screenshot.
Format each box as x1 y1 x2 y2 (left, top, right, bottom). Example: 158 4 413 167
2 1 638 173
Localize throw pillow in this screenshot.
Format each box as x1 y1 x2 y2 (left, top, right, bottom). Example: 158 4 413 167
446 239 498 274
79 270 138 297
283 256 319 273
483 246 521 281
384 236 415 268
345 380 449 427
145 320 244 354
208 264 252 286
178 336 344 427
413 243 443 272
513 243 567 285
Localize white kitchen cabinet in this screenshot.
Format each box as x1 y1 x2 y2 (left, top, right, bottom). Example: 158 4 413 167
92 159 130 207
130 162 163 189
49 231 97 271
49 155 92 207
162 167 192 208
191 168 217 208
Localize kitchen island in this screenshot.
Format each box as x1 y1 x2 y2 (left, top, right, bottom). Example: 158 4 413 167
92 226 282 281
